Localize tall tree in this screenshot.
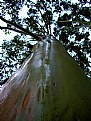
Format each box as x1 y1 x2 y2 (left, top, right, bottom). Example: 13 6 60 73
0 37 91 121
0 0 91 84
0 0 91 120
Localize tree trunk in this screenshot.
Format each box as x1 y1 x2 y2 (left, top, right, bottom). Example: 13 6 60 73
0 37 91 121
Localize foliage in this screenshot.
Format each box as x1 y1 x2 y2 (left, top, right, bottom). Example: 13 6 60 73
0 0 91 84
0 35 33 85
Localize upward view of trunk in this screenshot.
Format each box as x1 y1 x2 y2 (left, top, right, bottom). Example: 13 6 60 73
0 37 91 121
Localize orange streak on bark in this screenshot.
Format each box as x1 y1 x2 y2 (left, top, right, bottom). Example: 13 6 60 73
22 88 31 111
0 80 26 121
14 80 26 104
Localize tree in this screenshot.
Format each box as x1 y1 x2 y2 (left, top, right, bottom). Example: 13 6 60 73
0 0 91 82
0 0 91 84
0 36 91 121
0 0 91 120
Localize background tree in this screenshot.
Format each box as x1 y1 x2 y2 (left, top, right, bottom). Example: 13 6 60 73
0 0 91 85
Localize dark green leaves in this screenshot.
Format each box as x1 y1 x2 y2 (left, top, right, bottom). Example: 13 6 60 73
0 0 91 84
0 35 33 85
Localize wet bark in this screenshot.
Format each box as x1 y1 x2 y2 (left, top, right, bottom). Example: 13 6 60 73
0 37 91 121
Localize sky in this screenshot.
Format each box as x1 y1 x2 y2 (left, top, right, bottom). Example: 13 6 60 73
0 0 90 47
0 0 37 45
0 0 91 66
0 0 80 45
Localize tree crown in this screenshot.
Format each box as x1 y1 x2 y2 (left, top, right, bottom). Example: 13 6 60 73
0 0 91 84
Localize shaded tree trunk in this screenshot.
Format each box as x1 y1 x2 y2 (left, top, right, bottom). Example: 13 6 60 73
0 37 91 121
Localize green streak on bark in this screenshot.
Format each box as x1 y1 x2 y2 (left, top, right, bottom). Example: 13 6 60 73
0 39 91 121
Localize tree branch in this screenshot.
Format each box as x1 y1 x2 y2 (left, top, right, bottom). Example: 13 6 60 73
35 2 49 34
0 26 28 35
40 1 51 34
0 16 41 40
27 1 49 34
37 8 49 34
58 20 91 25
58 20 90 23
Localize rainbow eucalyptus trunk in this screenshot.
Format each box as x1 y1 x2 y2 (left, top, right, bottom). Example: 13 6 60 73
0 37 91 121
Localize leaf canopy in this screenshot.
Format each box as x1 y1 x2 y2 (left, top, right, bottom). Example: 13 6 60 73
0 0 91 84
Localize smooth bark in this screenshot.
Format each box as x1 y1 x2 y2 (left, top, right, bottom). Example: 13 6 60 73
0 38 91 121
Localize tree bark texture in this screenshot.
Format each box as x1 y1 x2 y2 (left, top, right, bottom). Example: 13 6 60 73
0 38 91 121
